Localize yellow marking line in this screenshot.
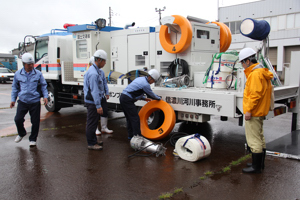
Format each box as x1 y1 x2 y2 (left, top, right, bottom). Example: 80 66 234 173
0 107 54 137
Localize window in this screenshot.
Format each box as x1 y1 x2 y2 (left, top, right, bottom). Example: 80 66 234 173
0 68 12 73
226 21 242 35
271 16 278 31
278 15 286 30
197 30 210 39
235 21 241 34
287 14 294 29
229 22 235 35
35 38 49 62
295 13 300 28
264 17 271 25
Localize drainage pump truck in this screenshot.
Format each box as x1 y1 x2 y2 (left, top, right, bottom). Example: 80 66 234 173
17 16 300 139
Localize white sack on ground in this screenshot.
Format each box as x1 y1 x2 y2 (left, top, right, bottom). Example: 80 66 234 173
175 133 211 162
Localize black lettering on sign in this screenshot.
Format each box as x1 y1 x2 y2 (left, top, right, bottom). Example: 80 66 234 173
77 34 90 40
172 46 176 51
164 96 217 109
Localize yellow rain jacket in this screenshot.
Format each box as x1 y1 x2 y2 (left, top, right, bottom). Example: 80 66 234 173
243 63 274 117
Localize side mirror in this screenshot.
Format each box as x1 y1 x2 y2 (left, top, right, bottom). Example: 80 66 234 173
18 42 24 51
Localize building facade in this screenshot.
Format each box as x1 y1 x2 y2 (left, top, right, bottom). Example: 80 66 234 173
219 0 300 74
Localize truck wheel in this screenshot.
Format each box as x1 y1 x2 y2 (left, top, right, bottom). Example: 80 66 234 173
45 87 61 112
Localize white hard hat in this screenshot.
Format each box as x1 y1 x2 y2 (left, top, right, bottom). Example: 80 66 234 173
94 50 107 60
239 48 256 62
89 56 94 64
22 53 34 64
148 69 160 81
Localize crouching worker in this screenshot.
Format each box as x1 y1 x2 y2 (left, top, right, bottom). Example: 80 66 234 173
239 47 273 173
11 53 48 147
120 69 161 140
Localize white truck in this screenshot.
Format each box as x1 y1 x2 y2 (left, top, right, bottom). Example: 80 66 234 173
18 16 300 131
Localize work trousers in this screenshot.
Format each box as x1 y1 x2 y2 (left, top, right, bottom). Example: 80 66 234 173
119 94 141 138
85 98 108 146
245 116 266 153
14 100 41 142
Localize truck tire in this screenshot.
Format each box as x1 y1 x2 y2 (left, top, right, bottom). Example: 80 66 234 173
138 107 164 130
45 87 61 112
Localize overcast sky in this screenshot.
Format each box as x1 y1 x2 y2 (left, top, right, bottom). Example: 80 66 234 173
0 0 258 53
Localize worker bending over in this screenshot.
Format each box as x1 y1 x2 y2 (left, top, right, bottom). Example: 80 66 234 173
120 69 161 140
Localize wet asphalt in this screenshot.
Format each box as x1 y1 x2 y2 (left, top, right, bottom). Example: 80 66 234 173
0 82 299 200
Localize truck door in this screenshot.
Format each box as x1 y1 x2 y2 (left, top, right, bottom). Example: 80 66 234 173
127 34 150 72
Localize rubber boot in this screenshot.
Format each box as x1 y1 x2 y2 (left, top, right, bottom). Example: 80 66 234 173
101 117 113 134
242 153 263 173
262 148 266 169
96 128 101 136
247 148 266 169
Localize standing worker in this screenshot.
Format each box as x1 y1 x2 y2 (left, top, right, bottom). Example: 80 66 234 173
87 56 112 136
239 47 273 173
120 69 161 140
10 52 48 147
98 57 113 135
84 50 112 150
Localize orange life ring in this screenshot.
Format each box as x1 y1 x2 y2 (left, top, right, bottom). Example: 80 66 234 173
159 15 193 54
207 21 232 52
223 23 232 51
139 100 176 140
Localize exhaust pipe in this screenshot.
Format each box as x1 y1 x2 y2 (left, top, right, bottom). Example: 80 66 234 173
124 22 135 29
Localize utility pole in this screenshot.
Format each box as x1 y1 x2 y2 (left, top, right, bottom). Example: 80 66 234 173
217 0 220 22
108 7 112 26
155 6 166 25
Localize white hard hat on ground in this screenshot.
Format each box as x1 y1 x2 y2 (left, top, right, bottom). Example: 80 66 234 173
148 69 160 81
239 47 256 62
94 50 107 60
22 53 34 64
89 56 94 64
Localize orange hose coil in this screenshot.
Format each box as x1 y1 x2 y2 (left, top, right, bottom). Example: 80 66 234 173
207 21 232 52
159 15 193 54
139 100 176 140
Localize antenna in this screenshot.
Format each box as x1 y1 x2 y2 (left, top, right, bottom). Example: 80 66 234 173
155 6 166 25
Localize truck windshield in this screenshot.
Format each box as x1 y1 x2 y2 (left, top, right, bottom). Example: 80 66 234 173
0 68 12 73
35 37 49 63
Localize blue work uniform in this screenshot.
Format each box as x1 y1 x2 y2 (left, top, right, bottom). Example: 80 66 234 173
120 76 161 139
11 68 48 142
83 64 107 146
100 68 109 97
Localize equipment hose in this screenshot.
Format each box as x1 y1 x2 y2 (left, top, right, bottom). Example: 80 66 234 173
168 58 189 78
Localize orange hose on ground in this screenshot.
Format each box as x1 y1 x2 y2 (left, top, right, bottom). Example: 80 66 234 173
139 100 176 140
159 15 193 54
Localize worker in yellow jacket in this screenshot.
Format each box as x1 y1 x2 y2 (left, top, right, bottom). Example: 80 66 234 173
239 47 273 174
